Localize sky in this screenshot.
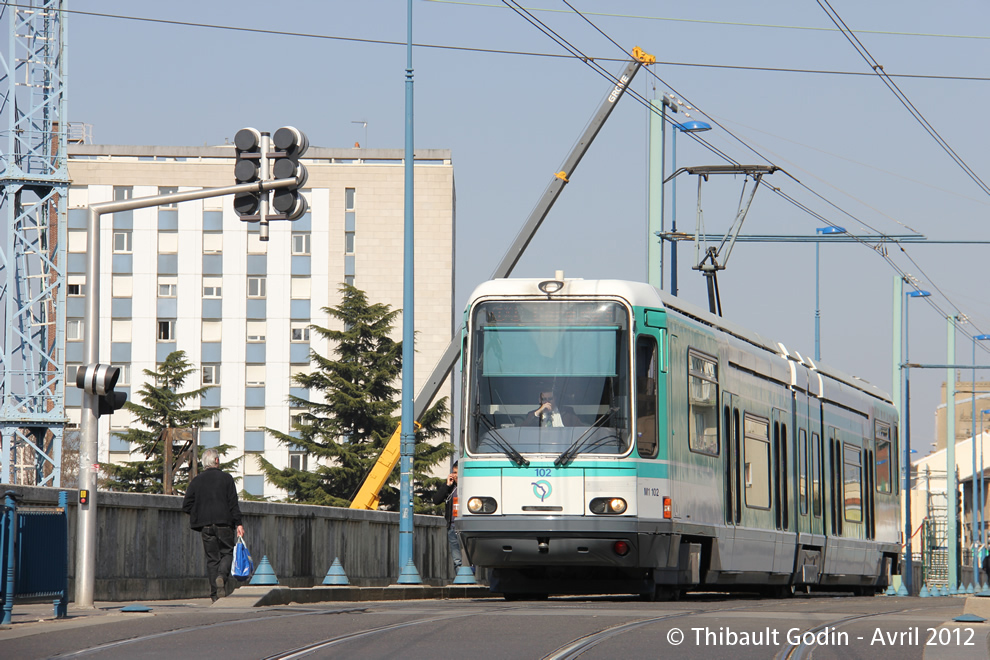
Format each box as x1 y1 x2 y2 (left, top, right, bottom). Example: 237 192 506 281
67 0 990 454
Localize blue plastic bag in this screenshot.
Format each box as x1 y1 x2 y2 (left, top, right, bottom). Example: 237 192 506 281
232 536 253 581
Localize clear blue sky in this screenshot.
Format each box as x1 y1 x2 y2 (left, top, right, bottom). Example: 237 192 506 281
71 1 990 451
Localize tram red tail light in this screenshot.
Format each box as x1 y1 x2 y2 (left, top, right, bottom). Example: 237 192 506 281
663 497 672 519
613 540 630 556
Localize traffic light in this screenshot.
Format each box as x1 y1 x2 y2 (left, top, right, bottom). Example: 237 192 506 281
270 126 309 220
75 363 127 417
233 127 263 220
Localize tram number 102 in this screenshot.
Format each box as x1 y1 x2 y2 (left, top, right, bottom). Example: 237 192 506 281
643 487 660 497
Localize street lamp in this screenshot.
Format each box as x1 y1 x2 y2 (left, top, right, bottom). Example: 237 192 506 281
815 226 846 361
670 118 712 296
903 287 930 592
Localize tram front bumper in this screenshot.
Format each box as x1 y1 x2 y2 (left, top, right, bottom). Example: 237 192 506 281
457 516 676 569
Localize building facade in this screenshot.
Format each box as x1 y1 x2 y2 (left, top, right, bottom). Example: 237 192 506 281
935 380 990 452
64 145 455 498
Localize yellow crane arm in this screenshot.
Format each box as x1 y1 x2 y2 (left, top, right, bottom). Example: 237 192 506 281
349 422 419 510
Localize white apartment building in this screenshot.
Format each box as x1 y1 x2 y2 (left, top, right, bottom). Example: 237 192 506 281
65 144 455 498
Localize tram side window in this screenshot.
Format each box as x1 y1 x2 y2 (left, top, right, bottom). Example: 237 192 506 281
799 429 808 515
843 442 863 523
636 336 659 458
688 350 718 456
811 432 822 517
875 422 893 493
744 414 770 509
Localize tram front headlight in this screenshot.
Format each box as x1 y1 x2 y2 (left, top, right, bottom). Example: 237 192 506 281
467 496 498 514
589 497 627 515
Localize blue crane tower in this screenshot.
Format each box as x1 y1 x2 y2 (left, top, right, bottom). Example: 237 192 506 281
0 0 67 486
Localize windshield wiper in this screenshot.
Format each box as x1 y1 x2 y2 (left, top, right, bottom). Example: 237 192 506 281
554 408 619 467
474 407 530 467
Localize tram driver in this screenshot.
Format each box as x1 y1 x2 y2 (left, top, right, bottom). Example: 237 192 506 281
523 391 581 428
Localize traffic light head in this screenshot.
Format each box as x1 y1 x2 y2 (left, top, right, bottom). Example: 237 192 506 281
271 126 309 221
234 127 263 220
76 363 127 417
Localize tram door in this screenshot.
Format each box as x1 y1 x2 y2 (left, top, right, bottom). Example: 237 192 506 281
721 392 740 570
809 399 824 538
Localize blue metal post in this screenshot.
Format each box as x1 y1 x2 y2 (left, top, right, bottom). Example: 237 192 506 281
948 320 958 590
815 240 820 361
397 0 421 584
670 127 679 296
2 492 16 625
903 288 930 594
971 334 990 583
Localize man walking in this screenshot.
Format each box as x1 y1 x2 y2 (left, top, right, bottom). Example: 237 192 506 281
182 448 244 602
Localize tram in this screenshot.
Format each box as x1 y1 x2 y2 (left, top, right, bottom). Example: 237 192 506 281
455 275 900 599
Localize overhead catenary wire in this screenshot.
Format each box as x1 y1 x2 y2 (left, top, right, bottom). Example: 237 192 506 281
542 0 990 349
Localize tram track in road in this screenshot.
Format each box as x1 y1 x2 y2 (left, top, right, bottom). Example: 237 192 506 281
52 606 371 658
541 598 801 660
774 603 965 660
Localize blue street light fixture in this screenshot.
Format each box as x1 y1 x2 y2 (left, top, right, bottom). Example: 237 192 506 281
815 226 846 361
903 288 930 593
670 119 712 296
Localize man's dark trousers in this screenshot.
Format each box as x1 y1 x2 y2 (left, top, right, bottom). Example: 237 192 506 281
202 523 235 599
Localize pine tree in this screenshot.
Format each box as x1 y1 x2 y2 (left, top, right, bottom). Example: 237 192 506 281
260 284 453 511
102 351 227 494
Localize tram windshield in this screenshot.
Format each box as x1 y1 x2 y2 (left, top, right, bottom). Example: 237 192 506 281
466 300 631 458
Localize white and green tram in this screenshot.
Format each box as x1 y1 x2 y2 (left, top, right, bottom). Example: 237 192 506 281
456 276 900 599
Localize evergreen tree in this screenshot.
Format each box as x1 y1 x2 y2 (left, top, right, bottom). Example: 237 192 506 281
102 351 228 494
260 284 453 511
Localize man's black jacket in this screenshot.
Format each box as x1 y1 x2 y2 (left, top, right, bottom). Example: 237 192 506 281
182 467 242 531
433 482 455 527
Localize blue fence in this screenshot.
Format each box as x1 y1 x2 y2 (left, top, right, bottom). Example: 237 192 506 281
1 490 69 624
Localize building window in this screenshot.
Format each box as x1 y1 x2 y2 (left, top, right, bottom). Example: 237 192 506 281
117 364 130 386
203 408 220 429
158 276 177 297
66 364 79 383
245 408 266 430
247 232 267 254
158 232 178 254
158 186 178 208
289 452 308 471
111 319 132 343
344 276 355 287
68 230 87 253
345 187 355 210
203 364 220 386
246 365 265 386
203 233 223 254
67 319 83 341
290 365 310 384
290 277 310 299
202 320 222 342
247 276 266 298
344 229 355 254
291 233 311 255
158 320 175 341
67 275 86 297
112 275 133 298
203 276 222 298
290 408 306 428
112 231 132 253
290 321 311 342
247 321 266 342
113 186 133 201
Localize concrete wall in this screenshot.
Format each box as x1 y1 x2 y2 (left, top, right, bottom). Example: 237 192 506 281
4 485 452 601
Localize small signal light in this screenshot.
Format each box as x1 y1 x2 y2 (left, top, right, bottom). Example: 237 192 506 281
663 497 672 519
79 489 89 506
613 540 630 556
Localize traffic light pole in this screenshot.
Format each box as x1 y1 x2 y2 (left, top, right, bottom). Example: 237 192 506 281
75 177 298 608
